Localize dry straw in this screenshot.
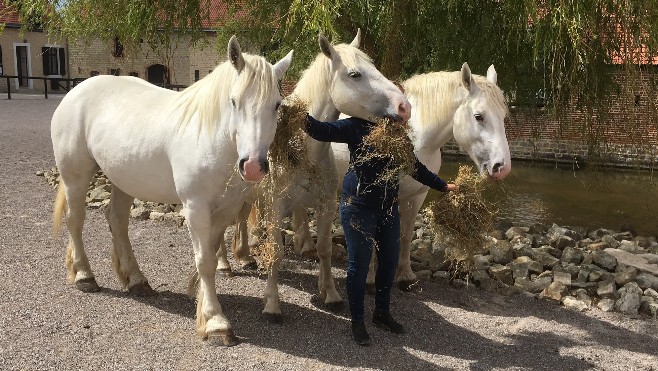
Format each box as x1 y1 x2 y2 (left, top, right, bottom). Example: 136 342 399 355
356 118 416 184
425 165 496 271
253 96 321 270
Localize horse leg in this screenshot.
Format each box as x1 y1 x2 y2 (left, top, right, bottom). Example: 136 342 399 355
105 186 155 296
230 202 258 270
185 203 237 345
315 208 343 312
261 212 285 323
292 206 316 257
215 227 233 277
396 194 426 291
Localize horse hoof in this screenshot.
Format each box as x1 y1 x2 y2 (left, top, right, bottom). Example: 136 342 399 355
217 268 234 277
207 329 240 347
262 312 283 324
242 261 258 271
75 277 101 293
324 301 344 313
365 283 376 295
398 279 419 292
128 282 157 296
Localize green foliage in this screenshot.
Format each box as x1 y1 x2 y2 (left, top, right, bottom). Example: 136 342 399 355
3 0 658 146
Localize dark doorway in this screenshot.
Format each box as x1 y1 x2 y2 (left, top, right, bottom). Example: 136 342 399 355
16 46 29 87
147 64 169 86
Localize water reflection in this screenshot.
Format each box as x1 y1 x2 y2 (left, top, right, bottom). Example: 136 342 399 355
426 159 658 236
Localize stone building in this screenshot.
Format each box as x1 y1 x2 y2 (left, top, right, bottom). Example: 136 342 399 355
0 1 67 93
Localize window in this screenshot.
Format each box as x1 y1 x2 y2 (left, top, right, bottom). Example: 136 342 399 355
129 72 139 77
194 70 200 81
113 37 124 58
110 68 120 76
41 46 65 76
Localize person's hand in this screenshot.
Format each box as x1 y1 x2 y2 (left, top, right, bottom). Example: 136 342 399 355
445 183 459 192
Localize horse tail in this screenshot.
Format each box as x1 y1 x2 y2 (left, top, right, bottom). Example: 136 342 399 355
52 182 67 236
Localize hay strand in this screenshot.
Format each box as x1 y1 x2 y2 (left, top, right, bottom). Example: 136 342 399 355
355 118 416 185
425 165 496 269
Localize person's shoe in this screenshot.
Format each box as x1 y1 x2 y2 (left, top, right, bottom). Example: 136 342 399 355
351 321 371 346
372 311 406 334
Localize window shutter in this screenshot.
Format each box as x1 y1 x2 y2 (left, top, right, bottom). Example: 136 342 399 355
42 47 50 75
58 48 66 75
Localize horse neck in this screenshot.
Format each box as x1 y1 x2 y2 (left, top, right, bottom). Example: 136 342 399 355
292 57 340 123
404 72 462 152
292 57 340 156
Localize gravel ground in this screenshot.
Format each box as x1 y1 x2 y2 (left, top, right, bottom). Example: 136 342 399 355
1 94 657 371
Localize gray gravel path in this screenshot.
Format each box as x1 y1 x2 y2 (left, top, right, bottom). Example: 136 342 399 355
1 94 657 371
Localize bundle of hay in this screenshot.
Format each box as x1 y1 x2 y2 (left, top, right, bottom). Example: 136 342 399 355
356 118 416 184
269 96 311 171
424 165 496 271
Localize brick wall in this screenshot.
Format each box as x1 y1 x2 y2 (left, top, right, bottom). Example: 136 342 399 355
443 70 658 168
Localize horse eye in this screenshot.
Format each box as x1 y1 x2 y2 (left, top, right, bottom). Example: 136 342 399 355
230 98 236 108
474 113 484 122
275 102 281 111
348 71 361 79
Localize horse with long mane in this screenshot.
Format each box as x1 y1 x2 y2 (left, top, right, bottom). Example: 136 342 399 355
216 30 411 320
51 36 293 345
330 63 512 289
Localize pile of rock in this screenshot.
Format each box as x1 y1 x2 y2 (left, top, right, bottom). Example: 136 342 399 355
38 168 185 226
406 213 658 318
37 168 658 318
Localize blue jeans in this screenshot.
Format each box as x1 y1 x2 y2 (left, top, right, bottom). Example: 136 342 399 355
339 199 400 323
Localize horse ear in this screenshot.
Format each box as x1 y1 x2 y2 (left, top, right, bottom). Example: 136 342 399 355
487 64 497 85
228 35 245 73
273 50 294 80
461 62 479 94
350 28 361 48
319 33 337 59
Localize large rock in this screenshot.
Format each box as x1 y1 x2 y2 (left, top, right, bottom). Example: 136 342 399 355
488 264 514 286
635 273 658 291
614 267 638 286
618 240 645 254
547 224 582 241
505 226 528 240
596 280 618 299
592 250 618 272
588 228 614 240
489 240 513 264
644 288 658 300
604 248 658 276
562 296 589 311
561 246 584 264
534 245 562 259
597 298 616 312
614 282 643 314
553 271 572 286
533 251 560 270
512 243 534 259
540 281 568 302
551 235 577 250
639 296 658 318
601 235 621 248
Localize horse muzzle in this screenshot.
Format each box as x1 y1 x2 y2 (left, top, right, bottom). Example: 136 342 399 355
483 160 511 181
238 157 269 183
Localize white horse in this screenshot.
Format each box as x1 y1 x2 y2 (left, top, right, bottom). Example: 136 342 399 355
330 63 512 290
51 36 293 345
220 30 411 321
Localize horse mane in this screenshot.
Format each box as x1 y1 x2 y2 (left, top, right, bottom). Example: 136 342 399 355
293 43 372 102
402 71 509 129
175 53 278 134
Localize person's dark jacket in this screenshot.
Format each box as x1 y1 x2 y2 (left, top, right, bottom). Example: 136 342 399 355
305 115 448 210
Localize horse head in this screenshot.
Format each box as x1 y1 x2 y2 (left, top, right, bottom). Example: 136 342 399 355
318 29 410 122
225 36 294 182
452 63 511 180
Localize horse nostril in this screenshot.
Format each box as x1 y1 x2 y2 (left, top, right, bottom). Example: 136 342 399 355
260 159 270 174
238 158 247 174
492 162 504 173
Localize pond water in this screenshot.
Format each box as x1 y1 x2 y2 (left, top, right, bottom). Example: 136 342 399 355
426 158 658 237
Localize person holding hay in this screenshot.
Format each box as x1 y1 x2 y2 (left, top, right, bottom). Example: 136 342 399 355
304 114 458 346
